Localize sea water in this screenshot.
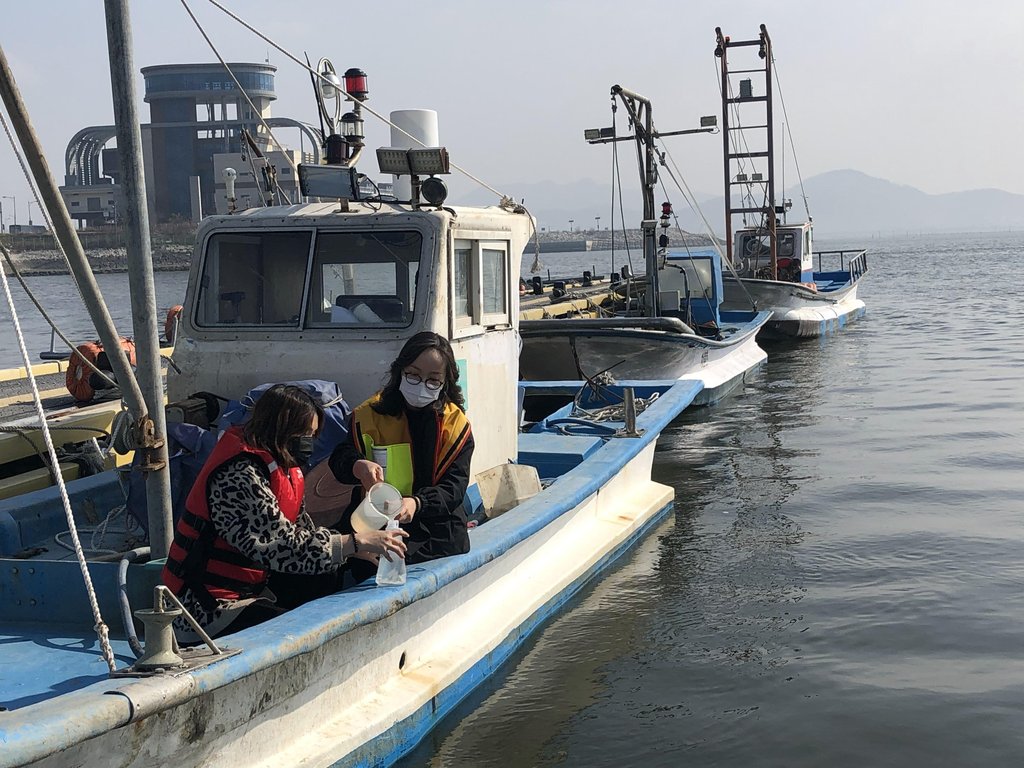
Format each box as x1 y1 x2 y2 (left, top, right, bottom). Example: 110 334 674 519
394 231 1024 768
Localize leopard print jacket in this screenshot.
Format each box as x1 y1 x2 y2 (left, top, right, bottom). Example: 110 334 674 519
172 454 342 639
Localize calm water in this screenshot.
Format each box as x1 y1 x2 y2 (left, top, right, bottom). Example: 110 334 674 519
396 231 1024 767
0 270 189 370
2 232 1023 766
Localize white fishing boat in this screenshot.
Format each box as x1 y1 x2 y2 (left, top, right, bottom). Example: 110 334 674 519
714 24 868 339
0 6 698 767
518 85 771 404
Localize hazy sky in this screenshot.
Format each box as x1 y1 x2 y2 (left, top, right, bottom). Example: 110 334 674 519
1 0 1021 228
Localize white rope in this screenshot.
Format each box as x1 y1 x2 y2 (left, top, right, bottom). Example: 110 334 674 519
0 242 117 673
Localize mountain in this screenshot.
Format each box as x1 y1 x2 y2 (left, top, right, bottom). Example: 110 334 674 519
453 171 1024 237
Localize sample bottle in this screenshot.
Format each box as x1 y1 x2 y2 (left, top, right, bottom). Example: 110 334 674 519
375 518 407 586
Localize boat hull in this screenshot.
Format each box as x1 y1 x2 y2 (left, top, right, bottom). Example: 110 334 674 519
1 381 698 768
721 277 865 339
518 315 770 405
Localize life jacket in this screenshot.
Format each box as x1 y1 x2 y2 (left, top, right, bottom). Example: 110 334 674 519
352 394 471 494
161 427 304 609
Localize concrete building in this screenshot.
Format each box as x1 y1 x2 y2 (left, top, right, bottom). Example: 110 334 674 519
60 62 321 225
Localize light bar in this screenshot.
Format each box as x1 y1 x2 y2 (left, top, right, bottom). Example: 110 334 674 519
376 147 450 176
376 148 411 175
408 147 450 175
299 164 361 200
584 126 614 142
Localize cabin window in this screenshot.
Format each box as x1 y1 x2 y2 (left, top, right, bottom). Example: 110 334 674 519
662 258 714 300
481 247 507 320
306 230 422 327
196 231 312 327
453 244 474 326
452 239 510 337
778 232 795 258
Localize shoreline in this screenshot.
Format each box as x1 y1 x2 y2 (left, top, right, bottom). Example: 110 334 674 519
1 246 192 278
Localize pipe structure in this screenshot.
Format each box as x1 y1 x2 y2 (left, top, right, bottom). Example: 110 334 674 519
104 0 173 557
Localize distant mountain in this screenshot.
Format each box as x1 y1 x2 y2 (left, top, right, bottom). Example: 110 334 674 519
790 170 1024 235
453 170 1024 237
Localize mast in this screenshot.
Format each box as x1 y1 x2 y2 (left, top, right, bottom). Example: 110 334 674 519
716 24 778 280
104 0 173 556
610 85 659 317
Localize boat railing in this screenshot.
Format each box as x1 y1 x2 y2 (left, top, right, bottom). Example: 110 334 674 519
815 249 869 282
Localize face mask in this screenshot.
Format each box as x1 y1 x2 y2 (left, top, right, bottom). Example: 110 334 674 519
400 377 441 409
287 435 315 467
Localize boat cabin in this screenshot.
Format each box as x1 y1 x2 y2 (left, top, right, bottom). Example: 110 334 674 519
169 202 533 475
734 221 814 283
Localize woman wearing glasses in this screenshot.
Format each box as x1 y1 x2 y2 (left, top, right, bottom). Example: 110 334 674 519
329 331 474 572
163 384 408 640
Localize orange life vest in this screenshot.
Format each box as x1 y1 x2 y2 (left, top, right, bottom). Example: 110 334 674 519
161 427 304 608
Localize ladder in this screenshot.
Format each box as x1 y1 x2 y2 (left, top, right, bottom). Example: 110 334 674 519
715 24 781 279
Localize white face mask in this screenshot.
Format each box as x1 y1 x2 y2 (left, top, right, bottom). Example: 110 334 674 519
399 377 441 408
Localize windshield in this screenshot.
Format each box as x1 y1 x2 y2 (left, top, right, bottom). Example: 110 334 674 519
194 229 422 329
306 231 421 327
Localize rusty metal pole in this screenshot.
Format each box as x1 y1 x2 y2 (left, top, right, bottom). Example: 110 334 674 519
104 0 173 557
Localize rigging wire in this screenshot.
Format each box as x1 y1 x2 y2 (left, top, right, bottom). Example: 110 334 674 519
180 0 295 204
194 0 545 270
771 53 811 221
610 108 635 282
655 139 758 309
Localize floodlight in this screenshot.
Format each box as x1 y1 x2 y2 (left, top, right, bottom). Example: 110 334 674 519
408 147 450 176
299 164 361 200
377 147 411 175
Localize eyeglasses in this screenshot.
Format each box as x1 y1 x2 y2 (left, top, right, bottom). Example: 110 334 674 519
403 372 444 391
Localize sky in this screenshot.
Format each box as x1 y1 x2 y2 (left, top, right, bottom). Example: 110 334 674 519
1 0 1022 230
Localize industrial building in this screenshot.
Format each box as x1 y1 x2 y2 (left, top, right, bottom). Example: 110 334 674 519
60 62 320 225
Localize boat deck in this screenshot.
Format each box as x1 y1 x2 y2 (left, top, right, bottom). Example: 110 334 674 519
0 370 94 424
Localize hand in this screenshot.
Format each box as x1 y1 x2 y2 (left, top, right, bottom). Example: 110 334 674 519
353 459 385 491
395 496 418 524
354 527 408 562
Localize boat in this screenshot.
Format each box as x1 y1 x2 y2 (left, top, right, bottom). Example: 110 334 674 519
0 8 699 766
714 24 869 339
0 338 176 501
518 85 771 405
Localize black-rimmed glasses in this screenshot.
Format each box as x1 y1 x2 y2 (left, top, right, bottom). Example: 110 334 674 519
403 372 444 391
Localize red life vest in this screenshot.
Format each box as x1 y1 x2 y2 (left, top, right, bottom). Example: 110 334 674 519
161 427 304 608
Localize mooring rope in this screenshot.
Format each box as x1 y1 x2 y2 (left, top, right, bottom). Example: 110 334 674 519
0 246 117 672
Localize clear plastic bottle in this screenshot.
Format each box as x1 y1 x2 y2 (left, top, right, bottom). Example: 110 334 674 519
375 518 407 586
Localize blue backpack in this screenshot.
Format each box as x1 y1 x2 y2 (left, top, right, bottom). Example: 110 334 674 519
127 379 351 540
